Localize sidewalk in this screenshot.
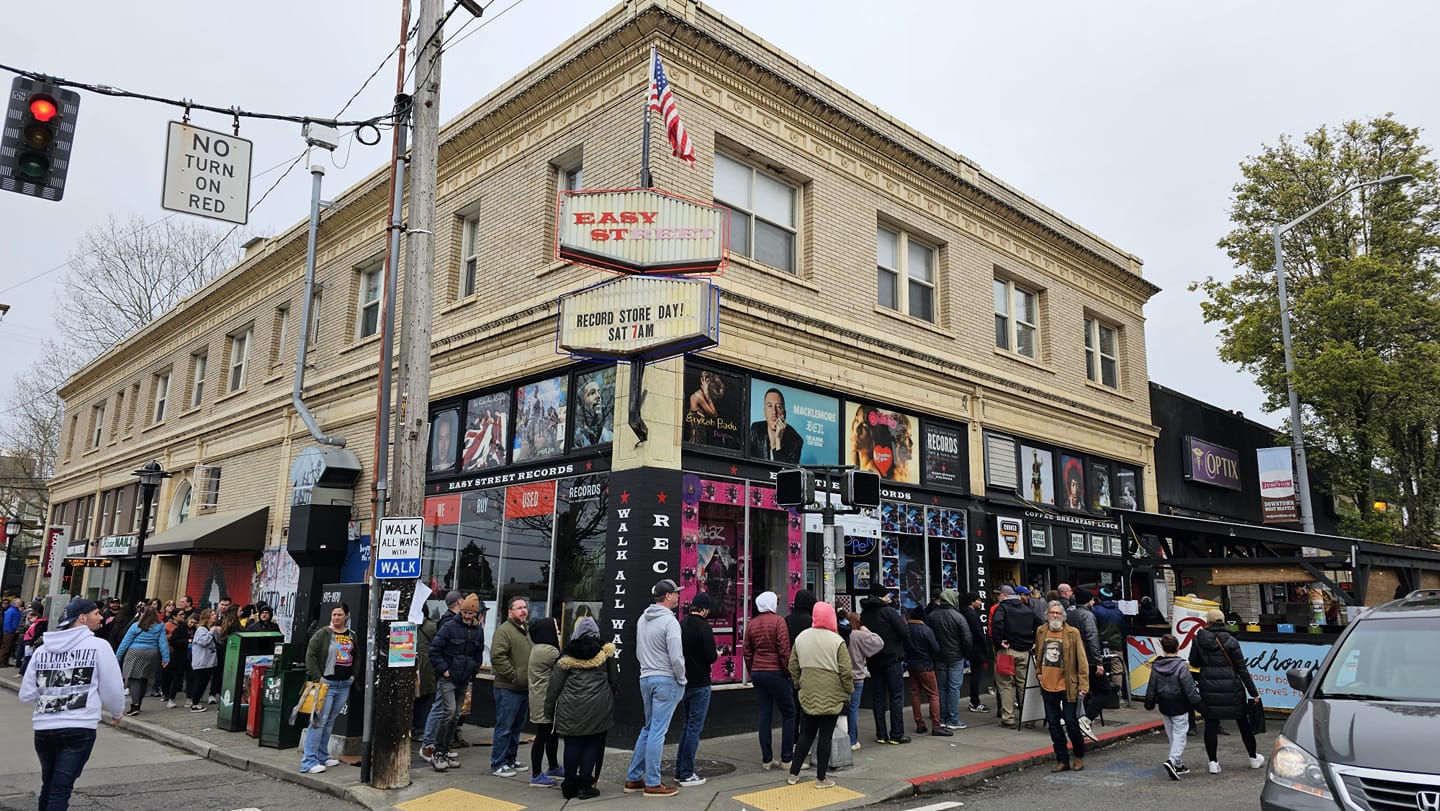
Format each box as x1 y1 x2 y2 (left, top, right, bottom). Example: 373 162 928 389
2 671 1160 810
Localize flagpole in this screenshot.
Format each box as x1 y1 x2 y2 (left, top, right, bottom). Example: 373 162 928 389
640 44 655 188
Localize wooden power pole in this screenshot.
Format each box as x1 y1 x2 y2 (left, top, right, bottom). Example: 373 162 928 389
368 0 440 788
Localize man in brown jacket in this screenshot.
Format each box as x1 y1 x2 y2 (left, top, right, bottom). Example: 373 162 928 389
1035 600 1089 772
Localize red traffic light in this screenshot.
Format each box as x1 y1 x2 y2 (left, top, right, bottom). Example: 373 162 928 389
28 96 58 123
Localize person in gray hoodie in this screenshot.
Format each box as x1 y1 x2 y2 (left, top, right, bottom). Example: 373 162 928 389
20 598 126 811
623 579 686 797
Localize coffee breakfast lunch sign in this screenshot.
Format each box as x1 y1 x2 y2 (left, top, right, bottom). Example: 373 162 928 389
556 188 728 275
558 275 720 361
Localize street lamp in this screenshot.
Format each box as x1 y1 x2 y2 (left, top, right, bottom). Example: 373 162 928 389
125 460 171 606
1273 173 1412 533
3 516 22 596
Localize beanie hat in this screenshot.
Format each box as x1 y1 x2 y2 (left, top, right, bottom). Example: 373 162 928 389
1073 588 1094 605
59 598 99 629
867 584 890 598
1099 586 1116 600
459 594 481 613
909 606 927 621
689 592 712 611
572 616 600 640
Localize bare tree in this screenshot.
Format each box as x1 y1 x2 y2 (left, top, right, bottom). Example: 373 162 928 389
53 214 244 355
0 340 78 521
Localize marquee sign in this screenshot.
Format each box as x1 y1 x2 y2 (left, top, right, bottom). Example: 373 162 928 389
556 188 728 275
1183 436 1242 491
558 275 719 360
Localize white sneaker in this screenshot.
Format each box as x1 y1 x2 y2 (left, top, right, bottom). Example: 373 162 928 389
677 774 706 787
1208 761 1221 774
1077 715 1099 743
850 742 861 751
165 700 177 709
303 764 327 774
324 758 340 767
493 765 517 777
1249 755 1266 769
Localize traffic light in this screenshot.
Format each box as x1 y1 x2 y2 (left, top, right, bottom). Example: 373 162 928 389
775 468 814 508
1 76 80 201
844 470 881 508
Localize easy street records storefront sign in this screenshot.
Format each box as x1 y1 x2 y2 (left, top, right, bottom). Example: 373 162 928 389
558 275 719 360
557 188 728 274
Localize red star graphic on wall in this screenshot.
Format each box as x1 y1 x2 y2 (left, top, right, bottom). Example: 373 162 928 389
620 491 630 504
585 461 593 471
656 491 668 504
729 465 738 475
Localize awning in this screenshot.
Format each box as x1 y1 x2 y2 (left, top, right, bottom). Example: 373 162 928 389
142 506 268 555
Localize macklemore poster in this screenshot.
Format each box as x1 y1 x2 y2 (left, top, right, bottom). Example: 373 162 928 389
748 379 840 465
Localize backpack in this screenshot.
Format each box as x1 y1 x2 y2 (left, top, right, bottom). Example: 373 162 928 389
1154 668 1184 705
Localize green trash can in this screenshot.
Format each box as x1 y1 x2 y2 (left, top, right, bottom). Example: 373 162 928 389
216 631 283 732
260 662 306 749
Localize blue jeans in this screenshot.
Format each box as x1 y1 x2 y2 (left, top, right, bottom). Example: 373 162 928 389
870 660 905 740
846 681 864 745
491 687 529 770
751 670 795 764
626 676 683 787
674 684 711 779
1041 689 1085 765
300 678 352 771
35 727 96 811
935 660 965 727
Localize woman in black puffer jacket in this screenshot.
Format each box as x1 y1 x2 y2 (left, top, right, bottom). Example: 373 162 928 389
1189 609 1263 773
545 617 619 799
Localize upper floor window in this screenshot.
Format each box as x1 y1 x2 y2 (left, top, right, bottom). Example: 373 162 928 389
877 225 936 322
89 403 106 448
152 371 171 423
357 265 382 338
198 465 222 509
714 152 798 273
561 164 582 193
227 328 252 392
271 305 291 368
994 278 1038 359
190 352 208 408
307 291 322 349
459 214 480 299
1085 317 1119 388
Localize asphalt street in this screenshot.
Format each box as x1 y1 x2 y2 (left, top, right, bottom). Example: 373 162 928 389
884 724 1280 811
0 686 362 811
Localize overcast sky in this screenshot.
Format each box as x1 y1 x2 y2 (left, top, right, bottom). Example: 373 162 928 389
3 1 1437 430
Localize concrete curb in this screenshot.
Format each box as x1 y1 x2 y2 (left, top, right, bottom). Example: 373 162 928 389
903 719 1165 795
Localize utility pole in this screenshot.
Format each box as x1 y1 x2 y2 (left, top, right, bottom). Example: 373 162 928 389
369 0 441 788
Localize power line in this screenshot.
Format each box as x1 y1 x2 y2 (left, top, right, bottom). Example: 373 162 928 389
0 61 401 129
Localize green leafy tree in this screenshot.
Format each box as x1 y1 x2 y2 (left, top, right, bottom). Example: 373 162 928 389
1195 115 1440 545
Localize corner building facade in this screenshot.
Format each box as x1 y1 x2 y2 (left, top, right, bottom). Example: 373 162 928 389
48 0 1159 737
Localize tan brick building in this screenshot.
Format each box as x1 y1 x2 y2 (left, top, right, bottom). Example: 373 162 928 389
44 0 1158 730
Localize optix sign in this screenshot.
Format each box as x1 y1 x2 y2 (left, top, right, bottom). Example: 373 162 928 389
1183 436 1242 491
556 188 727 274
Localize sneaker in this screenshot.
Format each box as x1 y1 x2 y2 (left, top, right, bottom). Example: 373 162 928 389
419 744 435 763
124 707 140 717
1164 760 1180 781
850 742 861 751
207 696 217 704
452 730 470 748
892 735 912 744
814 779 836 789
677 774 706 787
1248 755 1266 769
165 700 177 709
530 774 558 788
578 786 600 799
445 753 460 768
1078 715 1100 743
493 766 517 778
189 704 206 713
1175 765 1192 776
950 720 968 730
303 764 327 774
1208 761 1221 774
762 760 779 770
643 783 678 797
969 703 990 713
874 737 892 745
624 780 646 794
324 758 340 767
432 758 449 773
786 774 799 785
546 766 565 778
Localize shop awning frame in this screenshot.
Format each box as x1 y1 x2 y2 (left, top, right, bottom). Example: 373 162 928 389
140 506 269 555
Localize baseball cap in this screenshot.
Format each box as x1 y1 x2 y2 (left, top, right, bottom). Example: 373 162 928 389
444 590 464 607
1014 586 1031 595
652 579 679 598
999 585 1015 596
59 598 99 629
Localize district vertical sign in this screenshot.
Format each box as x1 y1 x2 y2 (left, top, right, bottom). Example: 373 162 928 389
374 517 423 578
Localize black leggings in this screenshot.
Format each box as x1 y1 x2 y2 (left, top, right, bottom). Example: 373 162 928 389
561 732 605 798
1204 713 1257 761
187 667 214 705
790 712 839 781
530 722 559 777
127 677 149 708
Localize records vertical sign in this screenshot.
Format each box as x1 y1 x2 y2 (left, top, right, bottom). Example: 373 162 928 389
922 420 966 492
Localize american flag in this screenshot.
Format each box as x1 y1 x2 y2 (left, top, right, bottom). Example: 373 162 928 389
649 52 695 164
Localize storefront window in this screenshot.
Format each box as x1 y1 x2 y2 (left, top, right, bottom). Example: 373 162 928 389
552 475 607 639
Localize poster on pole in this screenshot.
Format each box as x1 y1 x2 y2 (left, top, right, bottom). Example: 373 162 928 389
1258 447 1298 524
